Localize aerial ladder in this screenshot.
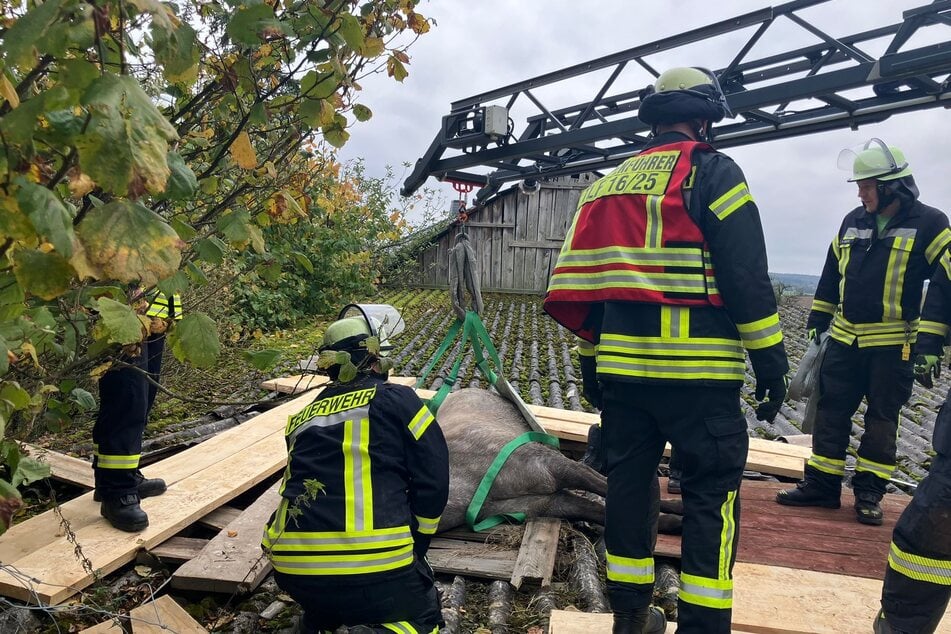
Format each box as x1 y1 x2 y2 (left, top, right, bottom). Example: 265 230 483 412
401 0 951 204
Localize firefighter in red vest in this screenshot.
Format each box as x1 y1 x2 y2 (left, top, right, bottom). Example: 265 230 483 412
544 67 788 634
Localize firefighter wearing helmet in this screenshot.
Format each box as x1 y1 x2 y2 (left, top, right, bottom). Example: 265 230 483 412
777 140 950 528
545 67 788 634
263 305 449 633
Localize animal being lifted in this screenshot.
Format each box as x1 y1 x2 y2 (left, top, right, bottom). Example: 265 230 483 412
436 388 682 533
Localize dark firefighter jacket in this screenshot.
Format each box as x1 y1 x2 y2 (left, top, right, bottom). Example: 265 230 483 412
916 250 951 356
547 131 787 386
263 375 449 578
807 201 951 349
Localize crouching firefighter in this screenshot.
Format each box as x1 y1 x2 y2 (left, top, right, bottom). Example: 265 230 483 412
777 140 951 526
263 308 449 634
544 67 788 634
874 250 951 634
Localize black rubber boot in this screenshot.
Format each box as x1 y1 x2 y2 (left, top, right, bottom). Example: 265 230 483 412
94 470 167 501
775 479 841 508
613 606 666 634
873 608 911 634
100 493 149 532
855 491 884 526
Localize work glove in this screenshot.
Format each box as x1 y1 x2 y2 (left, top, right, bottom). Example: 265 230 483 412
578 353 602 409
754 375 788 423
914 354 941 389
808 328 820 344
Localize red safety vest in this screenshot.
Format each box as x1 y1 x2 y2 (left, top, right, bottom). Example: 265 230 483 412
544 140 722 342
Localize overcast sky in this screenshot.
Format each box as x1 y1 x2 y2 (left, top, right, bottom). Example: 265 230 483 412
339 0 950 276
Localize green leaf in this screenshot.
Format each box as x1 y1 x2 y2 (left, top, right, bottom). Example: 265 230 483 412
160 152 198 201
0 478 23 536
322 123 350 149
352 104 372 122
336 14 365 51
70 387 96 411
0 196 37 242
386 55 408 82
227 4 285 46
0 382 30 410
338 362 357 383
300 70 337 100
170 218 197 241
11 456 51 488
242 348 282 371
217 210 265 252
77 200 184 287
0 336 8 375
249 102 268 126
95 297 144 345
194 237 227 264
151 20 200 83
292 251 314 273
75 74 179 196
185 261 208 286
56 58 100 96
300 97 336 128
1 0 66 69
157 270 190 296
16 180 75 256
168 313 219 368
12 249 73 301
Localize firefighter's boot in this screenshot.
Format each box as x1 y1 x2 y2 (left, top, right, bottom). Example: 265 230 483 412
94 470 166 501
775 479 841 508
612 606 666 634
855 491 884 526
100 493 149 532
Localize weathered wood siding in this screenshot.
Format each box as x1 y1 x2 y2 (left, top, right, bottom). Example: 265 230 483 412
413 174 597 293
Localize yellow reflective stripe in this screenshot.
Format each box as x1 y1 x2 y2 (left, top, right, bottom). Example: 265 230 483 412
343 418 372 532
408 405 435 441
264 527 414 552
606 551 654 584
833 316 919 334
577 341 597 357
883 237 913 320
145 292 183 319
925 228 951 264
598 355 745 381
95 453 141 469
735 313 783 350
811 299 836 315
415 515 440 535
680 573 733 609
808 453 846 476
382 623 419 634
718 490 738 580
548 269 707 294
645 194 663 248
855 456 895 479
709 182 752 220
598 334 744 359
270 544 414 575
556 246 705 268
888 542 951 585
919 320 950 338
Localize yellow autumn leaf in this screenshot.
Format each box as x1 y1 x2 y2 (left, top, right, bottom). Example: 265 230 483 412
0 73 20 109
230 131 258 169
90 361 114 379
68 170 96 198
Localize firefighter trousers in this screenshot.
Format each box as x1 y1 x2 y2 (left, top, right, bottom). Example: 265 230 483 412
93 335 165 497
601 381 747 634
881 397 951 633
808 340 913 497
274 559 442 633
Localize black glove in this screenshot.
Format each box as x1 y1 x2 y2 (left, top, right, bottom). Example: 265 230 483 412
579 354 602 409
754 375 788 423
914 354 941 389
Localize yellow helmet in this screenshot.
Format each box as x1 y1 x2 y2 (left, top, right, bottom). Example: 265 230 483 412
847 139 912 182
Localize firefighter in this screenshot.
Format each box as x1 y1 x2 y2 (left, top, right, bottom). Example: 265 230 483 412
776 140 951 526
544 67 788 634
263 311 449 634
874 250 951 634
94 290 179 532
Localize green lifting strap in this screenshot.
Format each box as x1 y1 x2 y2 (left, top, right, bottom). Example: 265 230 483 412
465 431 560 532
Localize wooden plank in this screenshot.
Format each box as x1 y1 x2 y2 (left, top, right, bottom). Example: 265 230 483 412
510 518 561 589
492 195 504 290
171 483 281 594
0 387 323 605
22 444 95 489
427 538 518 581
197 506 242 531
511 240 565 249
463 221 515 228
549 611 677 634
130 595 208 633
80 617 124 633
146 537 209 564
501 194 516 290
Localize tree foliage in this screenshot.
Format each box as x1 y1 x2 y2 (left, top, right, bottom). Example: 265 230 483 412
0 0 431 532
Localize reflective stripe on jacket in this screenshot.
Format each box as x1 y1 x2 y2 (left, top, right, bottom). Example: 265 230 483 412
807 202 951 348
263 376 449 577
145 292 183 320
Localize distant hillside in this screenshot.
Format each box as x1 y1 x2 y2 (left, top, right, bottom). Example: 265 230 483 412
770 272 819 295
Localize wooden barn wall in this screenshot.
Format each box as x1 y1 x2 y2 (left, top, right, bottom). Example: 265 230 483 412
413 175 596 293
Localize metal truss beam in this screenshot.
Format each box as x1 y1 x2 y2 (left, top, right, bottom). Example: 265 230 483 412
402 0 951 203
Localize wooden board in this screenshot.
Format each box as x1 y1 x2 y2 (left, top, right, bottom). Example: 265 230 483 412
22 444 95 489
653 480 909 580
130 595 208 633
145 537 209 564
549 562 951 633
171 483 281 594
197 506 242 531
0 388 322 605
510 518 561 589
261 374 418 394
427 537 518 581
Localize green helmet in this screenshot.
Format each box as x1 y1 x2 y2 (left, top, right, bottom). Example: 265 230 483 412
638 66 732 126
848 139 912 182
321 316 371 352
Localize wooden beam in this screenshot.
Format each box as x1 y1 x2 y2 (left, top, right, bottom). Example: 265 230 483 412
510 518 561 589
196 506 242 531
145 537 209 565
129 595 208 633
171 483 281 594
511 240 564 249
21 444 94 489
427 537 518 581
